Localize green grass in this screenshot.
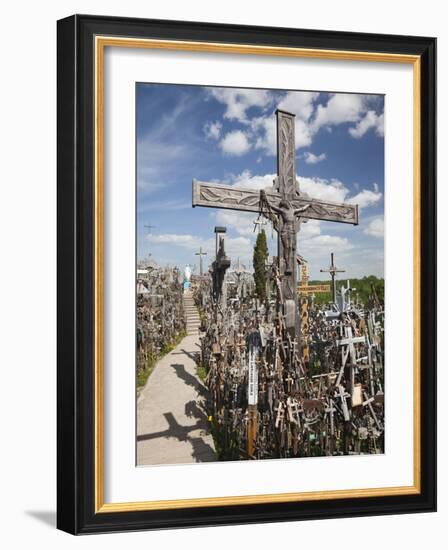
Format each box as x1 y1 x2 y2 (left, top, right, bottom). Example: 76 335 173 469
136 330 187 392
136 354 157 389
196 361 208 383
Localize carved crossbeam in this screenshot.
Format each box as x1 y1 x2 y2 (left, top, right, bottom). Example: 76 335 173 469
192 180 359 225
298 284 331 294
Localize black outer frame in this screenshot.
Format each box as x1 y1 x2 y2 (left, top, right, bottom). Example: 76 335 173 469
57 14 437 535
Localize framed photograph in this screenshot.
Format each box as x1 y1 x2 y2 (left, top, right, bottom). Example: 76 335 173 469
57 14 436 534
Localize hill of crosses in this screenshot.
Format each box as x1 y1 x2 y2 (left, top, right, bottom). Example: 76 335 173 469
136 109 384 464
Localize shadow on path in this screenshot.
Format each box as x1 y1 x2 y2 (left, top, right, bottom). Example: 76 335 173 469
171 363 206 398
171 345 201 363
136 410 215 462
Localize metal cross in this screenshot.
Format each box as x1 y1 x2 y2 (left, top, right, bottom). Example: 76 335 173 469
320 252 345 303
192 109 359 341
195 246 207 276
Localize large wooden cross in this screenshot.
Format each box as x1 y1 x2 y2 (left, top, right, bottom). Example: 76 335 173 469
192 109 359 340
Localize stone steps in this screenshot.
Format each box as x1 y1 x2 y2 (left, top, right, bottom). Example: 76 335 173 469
183 291 201 335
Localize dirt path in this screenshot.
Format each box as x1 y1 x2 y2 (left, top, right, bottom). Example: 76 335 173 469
137 292 216 465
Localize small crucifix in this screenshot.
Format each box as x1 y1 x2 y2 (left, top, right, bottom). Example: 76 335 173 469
195 246 207 276
192 109 359 342
253 217 267 233
320 252 345 303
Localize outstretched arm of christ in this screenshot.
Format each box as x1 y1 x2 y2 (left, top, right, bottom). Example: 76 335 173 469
294 204 310 216
260 190 281 215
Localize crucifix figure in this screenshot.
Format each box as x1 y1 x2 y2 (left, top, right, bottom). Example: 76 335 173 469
320 252 345 303
192 109 359 341
261 191 310 276
195 246 207 276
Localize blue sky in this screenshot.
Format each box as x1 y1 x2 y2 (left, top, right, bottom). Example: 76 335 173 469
137 84 384 279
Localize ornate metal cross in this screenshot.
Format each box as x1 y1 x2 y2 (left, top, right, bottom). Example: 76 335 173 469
320 252 346 303
192 109 359 340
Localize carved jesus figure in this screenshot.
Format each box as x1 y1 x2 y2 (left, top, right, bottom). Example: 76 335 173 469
260 190 310 275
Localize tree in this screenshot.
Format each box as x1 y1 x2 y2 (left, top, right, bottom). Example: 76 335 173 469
253 229 269 302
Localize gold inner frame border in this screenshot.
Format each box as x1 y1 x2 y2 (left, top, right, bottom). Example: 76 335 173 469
94 35 421 513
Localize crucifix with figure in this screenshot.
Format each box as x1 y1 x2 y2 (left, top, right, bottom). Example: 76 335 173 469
192 109 359 343
320 252 346 304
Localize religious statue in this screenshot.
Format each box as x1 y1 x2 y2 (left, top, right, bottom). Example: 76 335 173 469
260 190 310 275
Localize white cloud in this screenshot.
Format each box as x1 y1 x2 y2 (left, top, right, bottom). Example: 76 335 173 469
301 234 353 254
226 171 382 211
215 204 322 240
252 115 314 155
215 171 275 236
147 232 253 263
348 188 382 209
299 219 322 238
252 116 276 154
251 92 317 155
147 233 197 246
208 88 272 122
349 110 384 138
294 118 314 149
215 210 257 236
203 120 222 140
302 177 382 210
311 94 384 140
363 216 384 238
208 90 383 158
303 151 327 164
312 94 364 132
231 170 275 191
220 130 251 156
198 172 381 257
278 91 319 121
298 176 348 203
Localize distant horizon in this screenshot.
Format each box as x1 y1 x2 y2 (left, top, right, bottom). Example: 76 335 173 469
137 83 384 279
136 257 384 282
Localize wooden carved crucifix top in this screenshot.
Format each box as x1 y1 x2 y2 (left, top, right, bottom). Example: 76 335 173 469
192 109 359 338
193 110 358 226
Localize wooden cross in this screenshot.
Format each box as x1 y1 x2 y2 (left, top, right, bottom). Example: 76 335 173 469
297 257 330 295
320 252 345 303
192 109 359 341
194 246 207 276
253 217 267 233
296 256 331 360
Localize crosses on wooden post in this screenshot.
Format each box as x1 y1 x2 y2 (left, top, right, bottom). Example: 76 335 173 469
320 252 345 304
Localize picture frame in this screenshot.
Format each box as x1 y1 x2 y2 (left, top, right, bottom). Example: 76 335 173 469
57 14 436 534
